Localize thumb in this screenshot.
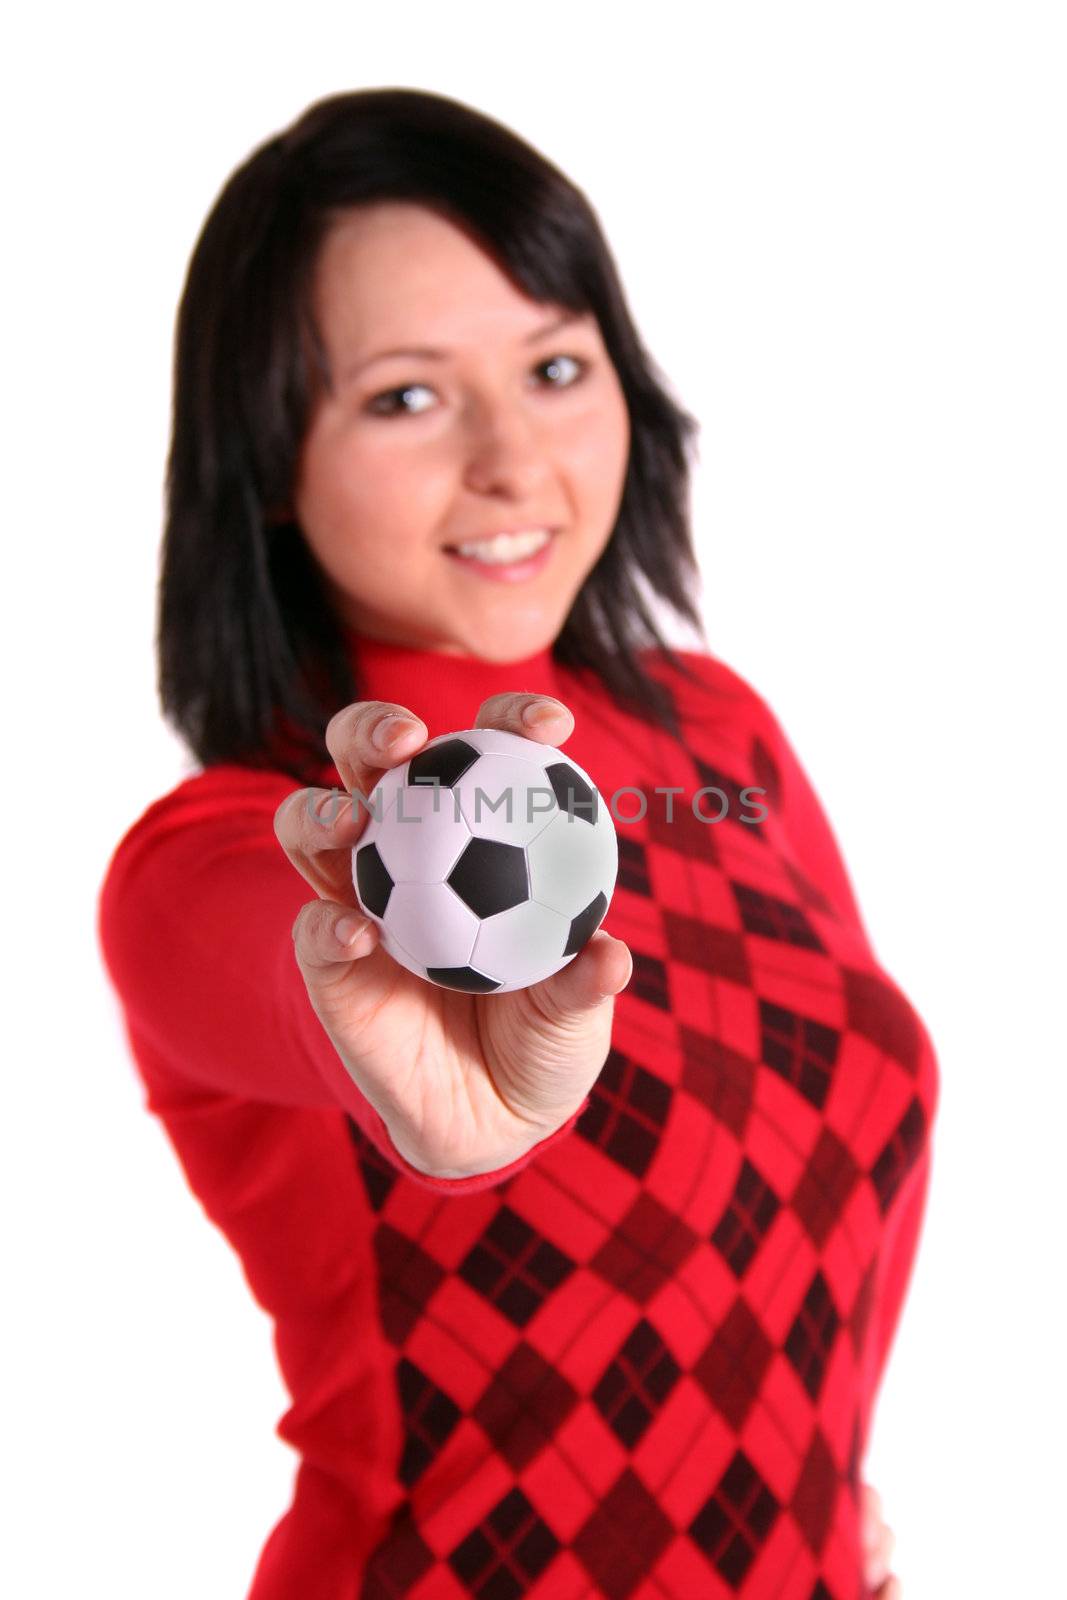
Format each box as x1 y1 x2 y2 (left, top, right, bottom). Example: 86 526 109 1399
483 932 632 1131
526 930 633 1027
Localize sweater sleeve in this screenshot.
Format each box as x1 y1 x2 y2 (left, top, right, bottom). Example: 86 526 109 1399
96 764 588 1195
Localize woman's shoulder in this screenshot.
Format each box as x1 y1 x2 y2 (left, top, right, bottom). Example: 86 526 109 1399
561 641 770 713
634 643 778 739
554 643 778 766
641 643 768 698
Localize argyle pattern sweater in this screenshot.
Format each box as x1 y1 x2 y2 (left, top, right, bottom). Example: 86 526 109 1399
96 630 940 1600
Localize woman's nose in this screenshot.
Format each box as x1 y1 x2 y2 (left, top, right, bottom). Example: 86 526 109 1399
460 404 553 498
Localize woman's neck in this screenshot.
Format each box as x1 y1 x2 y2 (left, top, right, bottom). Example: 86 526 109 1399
341 626 565 739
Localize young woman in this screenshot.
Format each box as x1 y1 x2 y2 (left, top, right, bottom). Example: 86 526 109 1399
98 87 933 1599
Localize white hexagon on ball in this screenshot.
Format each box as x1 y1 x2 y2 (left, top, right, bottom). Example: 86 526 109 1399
384 881 479 970
453 754 557 846
470 899 574 989
374 782 472 883
527 805 618 920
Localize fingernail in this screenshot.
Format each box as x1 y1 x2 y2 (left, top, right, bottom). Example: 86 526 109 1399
522 700 562 728
372 715 422 751
315 791 351 824
335 914 369 946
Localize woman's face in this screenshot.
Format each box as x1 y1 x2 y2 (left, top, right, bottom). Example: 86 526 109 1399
291 201 632 659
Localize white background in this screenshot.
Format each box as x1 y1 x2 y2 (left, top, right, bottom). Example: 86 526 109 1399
5 3 1064 1595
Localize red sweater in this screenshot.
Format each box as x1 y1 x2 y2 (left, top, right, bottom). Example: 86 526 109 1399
97 631 939 1600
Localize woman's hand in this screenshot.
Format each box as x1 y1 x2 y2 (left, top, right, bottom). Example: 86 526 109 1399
274 692 632 1178
861 1482 901 1598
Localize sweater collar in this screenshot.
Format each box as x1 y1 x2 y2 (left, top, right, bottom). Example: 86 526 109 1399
341 626 566 740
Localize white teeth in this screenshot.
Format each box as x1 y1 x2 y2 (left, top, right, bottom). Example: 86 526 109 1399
453 528 553 564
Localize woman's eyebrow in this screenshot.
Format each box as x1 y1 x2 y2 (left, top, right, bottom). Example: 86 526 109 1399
340 311 586 385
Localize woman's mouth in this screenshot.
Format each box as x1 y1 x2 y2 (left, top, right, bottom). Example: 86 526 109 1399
442 527 558 583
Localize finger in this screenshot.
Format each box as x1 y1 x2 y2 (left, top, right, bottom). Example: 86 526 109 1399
488 932 632 1128
475 691 575 744
291 897 380 983
273 785 369 905
324 700 429 804
859 1483 883 1549
276 701 430 901
878 1576 902 1600
865 1523 896 1590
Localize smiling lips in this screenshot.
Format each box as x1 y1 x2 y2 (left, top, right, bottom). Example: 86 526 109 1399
442 527 558 581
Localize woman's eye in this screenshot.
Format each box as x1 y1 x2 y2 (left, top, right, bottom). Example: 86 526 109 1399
364 354 590 418
365 382 436 418
535 353 589 388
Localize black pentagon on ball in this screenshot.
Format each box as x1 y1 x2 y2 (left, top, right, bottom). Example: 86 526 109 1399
425 966 502 993
354 842 394 918
546 761 598 824
407 738 481 790
564 891 609 956
447 836 529 918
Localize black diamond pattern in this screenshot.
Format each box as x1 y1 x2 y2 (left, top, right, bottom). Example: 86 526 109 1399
692 756 765 836
871 1095 928 1213
459 1206 576 1328
374 1224 448 1347
616 833 652 897
785 1270 841 1402
732 881 826 952
593 1317 681 1448
627 948 671 1011
759 1000 839 1110
345 1115 399 1213
448 1486 560 1598
711 1159 782 1278
689 1448 780 1589
578 1048 672 1178
396 1356 461 1487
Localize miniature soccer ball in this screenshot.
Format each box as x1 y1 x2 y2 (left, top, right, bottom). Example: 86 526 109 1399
351 727 618 994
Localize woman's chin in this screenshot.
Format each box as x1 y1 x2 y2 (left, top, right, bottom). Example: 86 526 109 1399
449 601 564 662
